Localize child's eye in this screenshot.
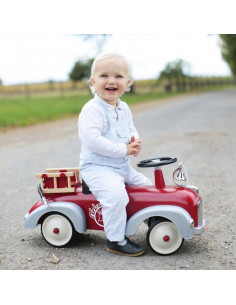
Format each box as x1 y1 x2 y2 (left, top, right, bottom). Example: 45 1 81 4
100 74 107 77
116 75 123 78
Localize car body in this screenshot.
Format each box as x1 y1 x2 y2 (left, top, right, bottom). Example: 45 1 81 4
24 157 205 255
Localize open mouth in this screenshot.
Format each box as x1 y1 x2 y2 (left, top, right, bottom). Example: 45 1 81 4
105 87 118 92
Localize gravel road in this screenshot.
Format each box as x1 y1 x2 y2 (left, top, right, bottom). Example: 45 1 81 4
0 89 235 270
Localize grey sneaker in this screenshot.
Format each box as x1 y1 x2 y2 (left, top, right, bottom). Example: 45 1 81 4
106 238 145 257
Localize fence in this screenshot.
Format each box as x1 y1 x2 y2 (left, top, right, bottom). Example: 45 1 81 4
132 76 236 94
0 76 235 98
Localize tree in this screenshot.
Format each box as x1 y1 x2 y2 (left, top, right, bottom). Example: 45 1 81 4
69 58 94 81
158 59 191 92
219 34 236 81
159 59 190 80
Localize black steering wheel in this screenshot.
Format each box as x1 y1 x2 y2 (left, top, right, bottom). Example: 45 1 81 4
137 156 177 168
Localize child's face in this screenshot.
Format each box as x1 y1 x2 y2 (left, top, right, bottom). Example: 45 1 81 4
91 57 131 106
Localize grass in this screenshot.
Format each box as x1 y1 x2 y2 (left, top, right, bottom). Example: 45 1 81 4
0 94 89 129
0 91 180 129
0 84 235 130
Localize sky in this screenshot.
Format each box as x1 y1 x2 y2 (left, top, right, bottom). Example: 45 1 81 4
0 34 232 86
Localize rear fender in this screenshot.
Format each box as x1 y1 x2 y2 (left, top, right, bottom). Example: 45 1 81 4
24 201 87 233
125 205 194 239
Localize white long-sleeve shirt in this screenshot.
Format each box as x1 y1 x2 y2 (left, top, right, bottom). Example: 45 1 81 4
78 95 139 159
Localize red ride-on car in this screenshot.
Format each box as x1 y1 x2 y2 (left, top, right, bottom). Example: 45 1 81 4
24 157 205 255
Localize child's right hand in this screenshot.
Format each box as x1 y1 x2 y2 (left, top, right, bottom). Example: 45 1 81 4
127 137 142 157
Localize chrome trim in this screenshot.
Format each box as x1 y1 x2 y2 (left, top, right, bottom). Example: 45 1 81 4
190 218 195 228
37 182 48 208
194 219 206 235
185 185 199 194
197 198 203 227
194 197 205 235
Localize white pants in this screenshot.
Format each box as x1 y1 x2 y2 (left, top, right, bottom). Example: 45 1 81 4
80 164 152 241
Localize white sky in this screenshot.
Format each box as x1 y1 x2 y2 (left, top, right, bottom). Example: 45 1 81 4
0 34 231 86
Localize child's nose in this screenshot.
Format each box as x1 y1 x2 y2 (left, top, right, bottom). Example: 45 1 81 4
107 77 115 84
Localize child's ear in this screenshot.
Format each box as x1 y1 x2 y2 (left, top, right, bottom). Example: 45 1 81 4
127 79 133 89
127 79 132 87
90 77 95 86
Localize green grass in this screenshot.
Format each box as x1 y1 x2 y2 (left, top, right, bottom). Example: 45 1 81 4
0 86 234 130
0 91 179 129
0 94 90 129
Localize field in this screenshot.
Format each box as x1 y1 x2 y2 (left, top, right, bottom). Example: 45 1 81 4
0 91 179 129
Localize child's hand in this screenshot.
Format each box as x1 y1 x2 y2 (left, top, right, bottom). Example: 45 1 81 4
130 136 142 151
127 136 142 157
130 136 136 143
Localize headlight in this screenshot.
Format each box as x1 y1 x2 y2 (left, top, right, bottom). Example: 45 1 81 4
173 163 189 186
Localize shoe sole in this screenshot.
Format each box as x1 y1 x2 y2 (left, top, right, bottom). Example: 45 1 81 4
106 247 145 257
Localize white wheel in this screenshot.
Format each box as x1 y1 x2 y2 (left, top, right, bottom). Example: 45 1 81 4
147 219 184 255
41 213 74 247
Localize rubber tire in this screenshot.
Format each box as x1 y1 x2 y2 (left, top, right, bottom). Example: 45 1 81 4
146 219 184 255
41 213 75 247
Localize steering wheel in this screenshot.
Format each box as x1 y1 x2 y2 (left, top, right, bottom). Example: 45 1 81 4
137 156 177 168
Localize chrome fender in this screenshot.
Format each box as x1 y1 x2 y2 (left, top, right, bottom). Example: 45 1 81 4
125 205 194 239
24 202 87 233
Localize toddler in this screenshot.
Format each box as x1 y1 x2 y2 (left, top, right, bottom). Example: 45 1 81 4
78 52 152 256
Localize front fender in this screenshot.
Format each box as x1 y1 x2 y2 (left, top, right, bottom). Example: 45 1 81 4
125 205 194 239
24 201 87 233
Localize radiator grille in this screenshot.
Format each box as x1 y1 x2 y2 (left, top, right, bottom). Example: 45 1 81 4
197 199 203 226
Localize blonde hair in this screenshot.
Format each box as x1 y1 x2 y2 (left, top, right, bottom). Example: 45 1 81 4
89 52 133 95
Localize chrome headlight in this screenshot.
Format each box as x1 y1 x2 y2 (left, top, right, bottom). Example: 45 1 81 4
173 163 189 186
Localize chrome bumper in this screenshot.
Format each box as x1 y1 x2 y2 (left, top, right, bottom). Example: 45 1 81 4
194 219 206 235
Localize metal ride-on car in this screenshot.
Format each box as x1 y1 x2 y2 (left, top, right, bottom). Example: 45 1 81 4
24 157 205 255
